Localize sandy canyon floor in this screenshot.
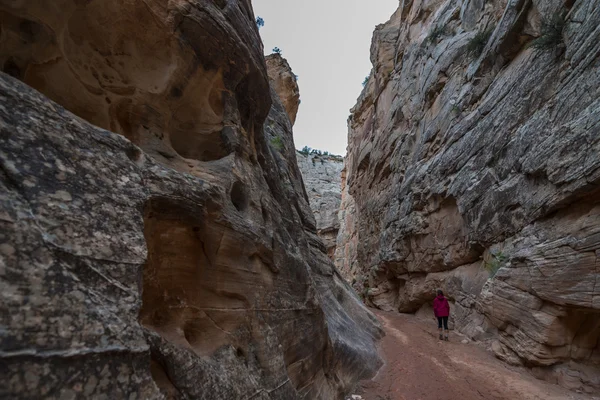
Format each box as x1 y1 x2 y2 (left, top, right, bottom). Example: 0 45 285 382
351 310 598 400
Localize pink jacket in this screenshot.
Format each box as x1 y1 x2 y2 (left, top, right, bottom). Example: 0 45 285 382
433 295 450 317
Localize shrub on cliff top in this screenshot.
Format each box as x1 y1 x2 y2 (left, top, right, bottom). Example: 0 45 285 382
256 16 264 29
531 12 566 51
299 146 311 156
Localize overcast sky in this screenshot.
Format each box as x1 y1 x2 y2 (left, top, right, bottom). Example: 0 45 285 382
253 0 399 156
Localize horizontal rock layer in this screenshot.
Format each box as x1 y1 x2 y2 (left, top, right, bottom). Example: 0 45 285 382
0 1 382 398
339 0 600 394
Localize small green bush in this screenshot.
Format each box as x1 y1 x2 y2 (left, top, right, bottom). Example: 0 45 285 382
484 251 507 278
299 145 311 156
362 76 369 87
272 47 282 55
468 28 493 57
256 17 264 29
270 136 284 151
298 146 340 158
531 12 566 51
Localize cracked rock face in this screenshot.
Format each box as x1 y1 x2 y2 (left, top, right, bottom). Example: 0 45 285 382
339 0 600 394
0 1 382 398
297 154 344 259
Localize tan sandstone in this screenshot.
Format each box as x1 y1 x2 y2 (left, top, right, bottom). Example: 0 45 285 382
0 1 382 398
338 0 600 394
266 53 300 126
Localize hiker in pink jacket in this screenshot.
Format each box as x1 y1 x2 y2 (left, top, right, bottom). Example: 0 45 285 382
433 290 450 341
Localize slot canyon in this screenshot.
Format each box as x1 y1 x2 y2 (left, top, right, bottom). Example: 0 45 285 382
0 0 599 399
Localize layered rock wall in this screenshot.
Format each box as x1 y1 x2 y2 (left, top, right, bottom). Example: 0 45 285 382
0 1 382 398
340 0 600 394
297 154 344 259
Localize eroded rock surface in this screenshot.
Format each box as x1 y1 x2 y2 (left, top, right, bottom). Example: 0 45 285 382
0 1 382 398
297 153 344 259
339 0 600 394
266 54 300 126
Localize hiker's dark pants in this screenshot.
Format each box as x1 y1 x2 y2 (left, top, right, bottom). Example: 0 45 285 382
437 316 448 330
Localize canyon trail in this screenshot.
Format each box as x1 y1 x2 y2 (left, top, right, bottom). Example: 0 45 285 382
354 310 596 400
1 0 600 398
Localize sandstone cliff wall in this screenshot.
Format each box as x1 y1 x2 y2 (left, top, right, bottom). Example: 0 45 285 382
265 54 344 258
0 1 382 398
297 154 344 259
339 0 600 394
266 53 300 126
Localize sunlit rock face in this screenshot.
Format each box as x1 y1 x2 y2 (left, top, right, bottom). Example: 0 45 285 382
297 153 344 259
266 53 300 126
0 1 383 398
339 0 600 394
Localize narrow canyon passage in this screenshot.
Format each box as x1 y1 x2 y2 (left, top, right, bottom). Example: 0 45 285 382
2 0 600 398
354 311 594 400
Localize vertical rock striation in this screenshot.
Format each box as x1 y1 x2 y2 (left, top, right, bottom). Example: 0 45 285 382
266 52 344 261
0 1 382 398
335 165 361 288
297 153 344 259
340 0 600 394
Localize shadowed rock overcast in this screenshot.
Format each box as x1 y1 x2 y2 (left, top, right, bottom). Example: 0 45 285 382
0 1 383 398
253 0 399 155
1 0 600 398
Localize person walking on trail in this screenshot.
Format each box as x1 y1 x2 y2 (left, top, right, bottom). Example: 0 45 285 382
433 290 450 341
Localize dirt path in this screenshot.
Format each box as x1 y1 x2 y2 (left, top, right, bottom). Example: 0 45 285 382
352 310 595 400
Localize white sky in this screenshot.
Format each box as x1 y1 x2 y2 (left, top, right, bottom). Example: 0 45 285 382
253 0 399 156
